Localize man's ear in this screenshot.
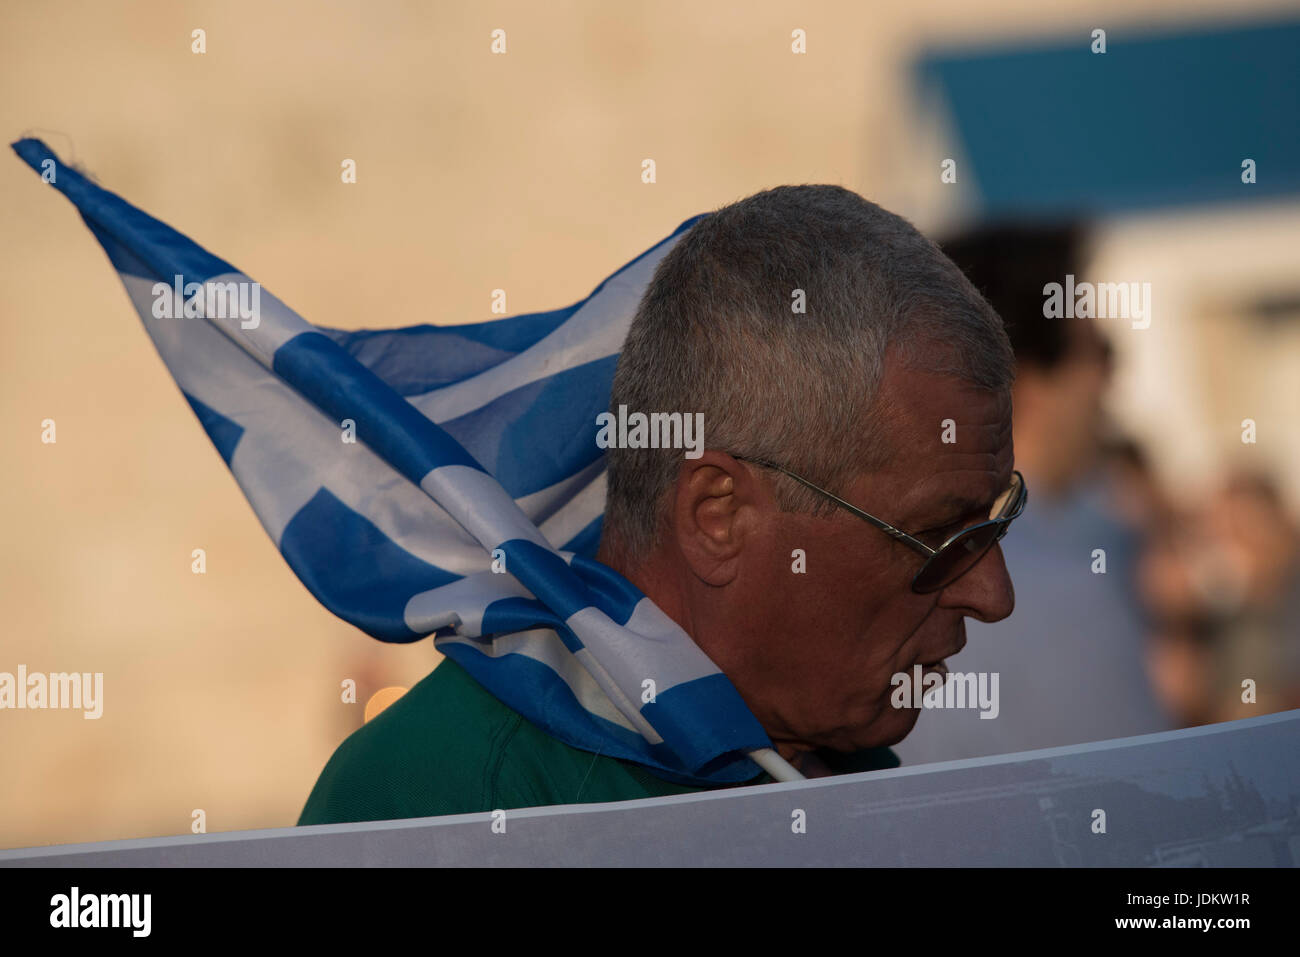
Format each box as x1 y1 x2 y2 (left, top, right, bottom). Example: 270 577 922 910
669 450 769 587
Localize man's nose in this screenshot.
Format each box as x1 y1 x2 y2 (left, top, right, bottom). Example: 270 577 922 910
937 542 1015 622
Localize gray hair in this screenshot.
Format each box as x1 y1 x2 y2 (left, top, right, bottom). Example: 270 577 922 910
601 184 1013 565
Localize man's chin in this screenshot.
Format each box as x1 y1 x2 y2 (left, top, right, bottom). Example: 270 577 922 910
821 706 921 753
874 706 923 748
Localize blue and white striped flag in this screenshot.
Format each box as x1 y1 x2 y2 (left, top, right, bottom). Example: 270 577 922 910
14 138 786 785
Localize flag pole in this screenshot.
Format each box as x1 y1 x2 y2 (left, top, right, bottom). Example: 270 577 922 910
749 747 805 781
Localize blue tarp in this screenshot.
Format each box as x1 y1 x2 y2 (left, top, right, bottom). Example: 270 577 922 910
916 17 1300 217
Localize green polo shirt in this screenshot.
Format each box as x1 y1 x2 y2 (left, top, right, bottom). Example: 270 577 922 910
298 656 899 825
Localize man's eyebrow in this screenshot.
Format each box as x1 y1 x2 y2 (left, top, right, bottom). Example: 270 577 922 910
913 493 993 528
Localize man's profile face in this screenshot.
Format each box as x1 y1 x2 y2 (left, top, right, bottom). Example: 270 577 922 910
717 352 1016 756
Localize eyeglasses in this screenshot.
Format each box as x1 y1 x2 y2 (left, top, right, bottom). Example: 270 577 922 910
733 457 1027 594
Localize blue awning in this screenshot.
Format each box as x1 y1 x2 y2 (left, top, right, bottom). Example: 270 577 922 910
915 17 1300 217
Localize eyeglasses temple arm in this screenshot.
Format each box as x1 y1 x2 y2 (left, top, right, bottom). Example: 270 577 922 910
736 456 937 559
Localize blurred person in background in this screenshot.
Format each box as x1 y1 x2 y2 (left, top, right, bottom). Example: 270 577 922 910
896 223 1175 764
1140 516 1222 728
1101 437 1176 539
1208 474 1300 717
1141 472 1300 725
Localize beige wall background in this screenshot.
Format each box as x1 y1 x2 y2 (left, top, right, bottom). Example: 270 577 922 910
2 0 1296 849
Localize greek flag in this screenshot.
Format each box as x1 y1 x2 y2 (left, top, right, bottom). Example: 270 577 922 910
14 138 791 785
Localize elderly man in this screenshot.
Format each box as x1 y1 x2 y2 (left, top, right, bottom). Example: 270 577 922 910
298 185 1019 824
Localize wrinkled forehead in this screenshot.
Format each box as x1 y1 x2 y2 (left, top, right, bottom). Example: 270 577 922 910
870 367 1014 517
875 361 1012 449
